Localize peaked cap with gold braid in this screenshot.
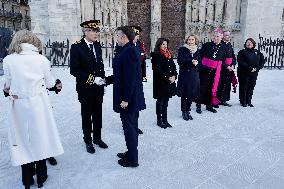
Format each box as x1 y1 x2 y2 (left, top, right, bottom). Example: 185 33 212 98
130 25 142 35
80 20 101 31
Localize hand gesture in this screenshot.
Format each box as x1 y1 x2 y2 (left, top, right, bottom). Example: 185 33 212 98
169 76 175 84
120 101 128 109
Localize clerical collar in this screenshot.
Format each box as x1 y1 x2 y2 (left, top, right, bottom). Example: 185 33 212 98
84 38 94 45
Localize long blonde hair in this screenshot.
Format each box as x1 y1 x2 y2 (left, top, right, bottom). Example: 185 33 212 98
185 34 199 45
8 29 42 54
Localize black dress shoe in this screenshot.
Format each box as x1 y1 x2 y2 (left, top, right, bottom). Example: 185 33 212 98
247 103 254 107
241 103 247 107
157 119 167 129
37 175 48 188
187 112 193 120
117 151 128 159
213 105 219 108
47 157 57 166
163 121 172 128
206 106 217 113
182 111 189 121
118 158 139 167
86 143 95 154
220 102 232 107
94 140 108 149
138 128 143 134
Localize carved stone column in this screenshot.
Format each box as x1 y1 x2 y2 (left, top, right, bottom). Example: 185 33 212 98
224 0 237 26
215 0 226 23
81 0 94 21
206 0 214 25
185 0 193 37
150 0 161 51
199 0 206 24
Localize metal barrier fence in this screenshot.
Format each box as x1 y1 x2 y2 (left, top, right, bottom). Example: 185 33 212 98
44 39 115 68
258 34 284 69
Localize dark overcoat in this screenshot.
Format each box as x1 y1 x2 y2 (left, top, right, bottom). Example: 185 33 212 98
176 46 201 98
112 42 146 113
151 52 177 99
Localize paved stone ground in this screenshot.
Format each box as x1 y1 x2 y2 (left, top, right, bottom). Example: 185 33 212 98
0 63 284 189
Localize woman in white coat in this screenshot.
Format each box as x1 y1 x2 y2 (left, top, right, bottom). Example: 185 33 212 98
2 30 64 189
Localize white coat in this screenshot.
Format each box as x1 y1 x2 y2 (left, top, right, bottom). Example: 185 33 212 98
3 43 64 166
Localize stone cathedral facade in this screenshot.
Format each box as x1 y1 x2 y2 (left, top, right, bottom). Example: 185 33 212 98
28 0 284 62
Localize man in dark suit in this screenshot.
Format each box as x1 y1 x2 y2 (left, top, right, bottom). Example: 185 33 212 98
70 20 108 154
106 26 146 167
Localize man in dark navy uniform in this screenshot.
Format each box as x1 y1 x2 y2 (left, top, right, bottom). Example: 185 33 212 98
70 20 108 154
131 25 147 82
106 26 146 167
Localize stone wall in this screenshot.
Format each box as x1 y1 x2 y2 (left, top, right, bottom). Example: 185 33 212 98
243 0 284 46
161 0 186 56
127 0 151 55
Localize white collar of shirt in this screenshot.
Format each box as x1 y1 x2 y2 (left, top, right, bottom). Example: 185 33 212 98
84 38 94 46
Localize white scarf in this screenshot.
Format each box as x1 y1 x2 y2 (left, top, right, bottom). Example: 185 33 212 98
183 44 197 54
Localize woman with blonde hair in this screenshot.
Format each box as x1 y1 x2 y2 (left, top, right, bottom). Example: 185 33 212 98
177 34 201 120
2 30 64 189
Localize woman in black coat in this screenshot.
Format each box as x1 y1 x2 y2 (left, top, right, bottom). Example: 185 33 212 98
177 34 201 121
151 38 177 129
237 38 264 107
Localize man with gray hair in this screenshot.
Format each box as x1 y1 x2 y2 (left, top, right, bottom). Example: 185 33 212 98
217 31 237 107
70 20 108 154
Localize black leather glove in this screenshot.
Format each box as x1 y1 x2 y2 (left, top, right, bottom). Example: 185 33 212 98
48 79 62 94
3 90 9 97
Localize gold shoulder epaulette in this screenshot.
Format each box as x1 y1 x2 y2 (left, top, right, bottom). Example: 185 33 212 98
72 40 81 45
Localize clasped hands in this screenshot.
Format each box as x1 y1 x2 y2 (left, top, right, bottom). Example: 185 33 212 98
192 59 198 66
169 76 175 84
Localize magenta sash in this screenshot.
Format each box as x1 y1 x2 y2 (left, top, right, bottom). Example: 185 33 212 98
202 57 222 105
225 58 233 65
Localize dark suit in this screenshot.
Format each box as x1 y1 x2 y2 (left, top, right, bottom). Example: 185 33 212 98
135 40 147 78
237 48 264 105
70 38 105 144
107 42 146 162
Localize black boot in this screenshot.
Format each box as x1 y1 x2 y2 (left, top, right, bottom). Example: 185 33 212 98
156 100 167 129
182 111 189 121
187 112 193 120
196 104 202 114
162 108 172 128
157 115 167 129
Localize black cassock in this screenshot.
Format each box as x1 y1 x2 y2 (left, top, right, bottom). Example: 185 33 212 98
217 41 237 102
199 41 227 106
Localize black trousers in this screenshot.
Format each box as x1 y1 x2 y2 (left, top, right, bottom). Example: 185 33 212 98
81 97 102 144
141 60 146 78
181 97 192 112
21 159 47 186
120 112 139 162
238 73 257 104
